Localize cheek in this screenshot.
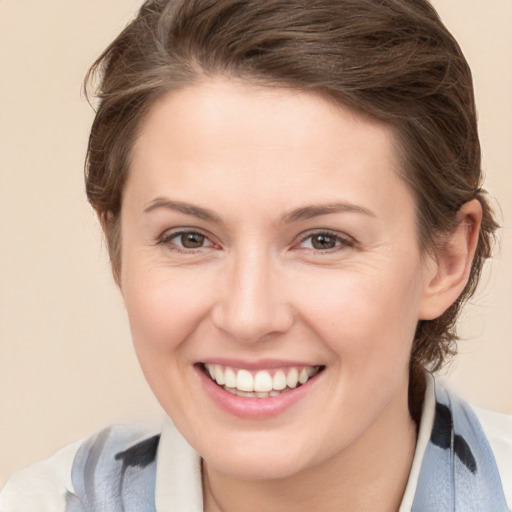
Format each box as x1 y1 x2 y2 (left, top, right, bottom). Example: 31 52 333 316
122 263 214 356
121 264 217 415
290 261 423 368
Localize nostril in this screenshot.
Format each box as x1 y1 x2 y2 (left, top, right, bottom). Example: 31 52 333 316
209 271 294 343
210 305 294 345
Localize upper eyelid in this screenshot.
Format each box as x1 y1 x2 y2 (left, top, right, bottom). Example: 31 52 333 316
159 226 212 240
292 231 357 255
158 227 218 249
296 229 354 244
156 227 355 249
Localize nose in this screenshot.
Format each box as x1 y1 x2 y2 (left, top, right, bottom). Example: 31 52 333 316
211 250 294 344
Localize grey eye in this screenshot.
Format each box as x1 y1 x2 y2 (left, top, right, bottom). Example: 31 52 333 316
306 234 340 250
179 232 207 249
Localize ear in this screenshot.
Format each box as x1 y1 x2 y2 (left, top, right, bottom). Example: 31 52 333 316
419 199 482 320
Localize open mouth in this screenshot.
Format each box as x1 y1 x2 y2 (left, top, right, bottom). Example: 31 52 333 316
200 363 325 399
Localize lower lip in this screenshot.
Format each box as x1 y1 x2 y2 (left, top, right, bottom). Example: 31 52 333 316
196 366 319 419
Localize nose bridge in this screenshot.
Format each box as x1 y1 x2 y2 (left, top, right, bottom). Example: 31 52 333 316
213 246 292 343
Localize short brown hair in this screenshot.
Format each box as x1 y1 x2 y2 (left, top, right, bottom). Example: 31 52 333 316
84 0 498 381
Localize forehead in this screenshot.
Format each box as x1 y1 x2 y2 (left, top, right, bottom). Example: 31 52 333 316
134 80 395 161
126 79 414 225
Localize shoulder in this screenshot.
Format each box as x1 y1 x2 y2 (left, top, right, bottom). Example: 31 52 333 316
473 406 512 509
410 377 511 511
0 424 159 512
0 440 81 512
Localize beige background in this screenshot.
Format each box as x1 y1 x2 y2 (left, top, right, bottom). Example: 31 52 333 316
0 0 511 486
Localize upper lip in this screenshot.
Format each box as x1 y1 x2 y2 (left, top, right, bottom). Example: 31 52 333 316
198 358 322 370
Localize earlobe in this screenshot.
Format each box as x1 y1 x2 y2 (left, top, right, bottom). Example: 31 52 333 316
419 199 482 320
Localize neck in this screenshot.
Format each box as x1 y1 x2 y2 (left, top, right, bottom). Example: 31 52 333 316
203 387 418 512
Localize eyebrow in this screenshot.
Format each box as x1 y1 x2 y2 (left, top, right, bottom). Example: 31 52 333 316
143 198 375 224
143 198 223 223
282 202 376 224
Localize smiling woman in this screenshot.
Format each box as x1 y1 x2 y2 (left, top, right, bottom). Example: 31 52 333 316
122 83 429 489
1 0 511 511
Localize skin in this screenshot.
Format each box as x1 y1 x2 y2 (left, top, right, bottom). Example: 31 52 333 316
117 79 481 511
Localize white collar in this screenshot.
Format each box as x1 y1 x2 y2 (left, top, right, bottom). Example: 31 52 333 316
398 372 436 511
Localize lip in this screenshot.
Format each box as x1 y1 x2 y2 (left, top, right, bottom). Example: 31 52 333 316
195 362 323 419
200 358 320 371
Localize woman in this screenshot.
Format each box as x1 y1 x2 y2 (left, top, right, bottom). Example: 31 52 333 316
1 0 510 510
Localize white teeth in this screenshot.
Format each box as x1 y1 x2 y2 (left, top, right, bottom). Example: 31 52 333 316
254 371 273 392
224 367 237 388
299 368 309 384
237 369 254 392
286 367 299 388
214 365 225 385
204 363 321 396
272 370 287 391
236 390 254 397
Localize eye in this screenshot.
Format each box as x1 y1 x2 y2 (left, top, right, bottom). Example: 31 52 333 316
298 231 353 251
160 230 214 251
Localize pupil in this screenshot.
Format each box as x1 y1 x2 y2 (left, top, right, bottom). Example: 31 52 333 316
181 233 204 248
312 234 335 250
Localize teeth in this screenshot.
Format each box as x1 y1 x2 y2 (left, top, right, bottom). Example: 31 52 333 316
286 368 299 388
224 367 236 388
214 365 225 385
204 363 321 397
254 371 273 392
237 369 254 392
272 370 287 391
299 368 309 384
236 390 254 398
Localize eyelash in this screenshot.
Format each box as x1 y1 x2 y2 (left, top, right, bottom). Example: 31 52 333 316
296 230 355 253
158 228 355 254
158 229 215 253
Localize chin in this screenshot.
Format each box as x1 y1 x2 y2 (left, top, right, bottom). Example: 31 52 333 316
200 434 320 481
207 452 308 481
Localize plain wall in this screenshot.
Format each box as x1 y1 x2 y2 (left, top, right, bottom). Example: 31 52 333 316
0 0 511 486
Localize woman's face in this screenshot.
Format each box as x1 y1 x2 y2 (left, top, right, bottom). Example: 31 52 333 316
120 79 436 479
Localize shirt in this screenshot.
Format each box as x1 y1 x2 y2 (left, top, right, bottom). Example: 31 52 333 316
1 374 511 511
